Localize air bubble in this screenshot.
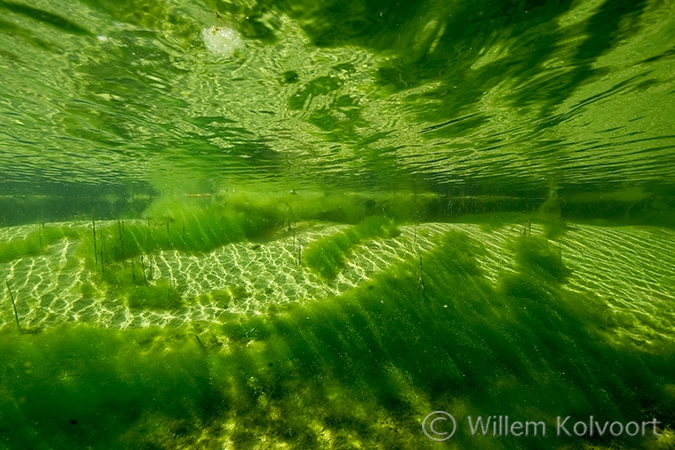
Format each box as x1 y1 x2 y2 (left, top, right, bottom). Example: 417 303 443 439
201 26 243 57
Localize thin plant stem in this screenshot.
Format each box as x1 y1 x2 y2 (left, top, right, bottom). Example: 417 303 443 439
5 280 22 332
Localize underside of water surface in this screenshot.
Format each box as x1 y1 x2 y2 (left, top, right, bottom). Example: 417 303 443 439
1 0 675 449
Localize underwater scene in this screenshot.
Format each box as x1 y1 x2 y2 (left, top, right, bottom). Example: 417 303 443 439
1 0 675 448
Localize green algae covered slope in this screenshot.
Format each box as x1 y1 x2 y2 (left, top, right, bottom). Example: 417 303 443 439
1 220 674 449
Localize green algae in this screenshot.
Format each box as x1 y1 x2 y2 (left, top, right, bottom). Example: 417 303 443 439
208 230 673 448
73 194 411 303
303 216 400 279
126 281 182 310
1 193 675 447
510 235 569 284
0 228 673 448
0 326 222 450
0 225 73 264
71 195 288 311
196 288 233 309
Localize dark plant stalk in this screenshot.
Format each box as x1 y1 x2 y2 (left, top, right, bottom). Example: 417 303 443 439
195 334 206 350
5 280 21 332
140 255 147 283
117 218 125 262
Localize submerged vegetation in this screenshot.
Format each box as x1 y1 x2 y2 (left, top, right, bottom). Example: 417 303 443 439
0 224 75 264
303 216 400 279
1 190 674 449
1 226 674 449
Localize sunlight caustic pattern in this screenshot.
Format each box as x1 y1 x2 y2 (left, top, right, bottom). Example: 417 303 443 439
2 219 674 352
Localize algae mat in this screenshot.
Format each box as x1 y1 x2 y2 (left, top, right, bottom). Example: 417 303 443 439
2 221 674 344
1 219 675 449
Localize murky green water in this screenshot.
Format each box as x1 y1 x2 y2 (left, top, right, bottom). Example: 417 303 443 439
1 0 674 448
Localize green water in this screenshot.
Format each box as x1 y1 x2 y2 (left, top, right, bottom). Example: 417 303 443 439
1 0 675 448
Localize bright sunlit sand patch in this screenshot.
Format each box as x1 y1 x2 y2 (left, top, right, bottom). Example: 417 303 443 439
2 216 674 355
